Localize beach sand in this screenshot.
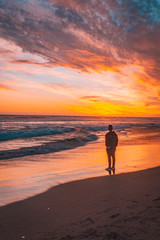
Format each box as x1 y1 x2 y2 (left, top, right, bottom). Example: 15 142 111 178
0 166 160 240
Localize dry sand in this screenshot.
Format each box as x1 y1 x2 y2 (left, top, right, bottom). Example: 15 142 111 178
0 167 160 240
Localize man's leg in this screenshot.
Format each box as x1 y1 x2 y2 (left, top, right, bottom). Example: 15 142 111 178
111 150 116 169
107 151 111 168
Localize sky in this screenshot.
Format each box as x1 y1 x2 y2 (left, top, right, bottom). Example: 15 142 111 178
0 0 160 116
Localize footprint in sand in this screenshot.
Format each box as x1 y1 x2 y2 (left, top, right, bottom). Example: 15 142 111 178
110 213 121 219
153 197 160 201
105 231 121 239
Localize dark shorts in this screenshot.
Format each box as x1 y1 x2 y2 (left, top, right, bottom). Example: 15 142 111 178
106 147 116 155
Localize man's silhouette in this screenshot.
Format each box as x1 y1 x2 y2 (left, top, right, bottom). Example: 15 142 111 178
105 125 118 171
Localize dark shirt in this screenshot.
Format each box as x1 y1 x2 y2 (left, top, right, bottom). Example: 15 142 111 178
105 131 118 149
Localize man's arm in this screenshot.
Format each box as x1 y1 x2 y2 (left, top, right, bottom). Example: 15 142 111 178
116 133 118 146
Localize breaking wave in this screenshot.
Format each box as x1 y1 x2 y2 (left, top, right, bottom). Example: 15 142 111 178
0 127 75 141
0 134 98 160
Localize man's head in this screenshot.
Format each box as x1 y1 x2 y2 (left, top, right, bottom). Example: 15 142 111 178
108 124 113 131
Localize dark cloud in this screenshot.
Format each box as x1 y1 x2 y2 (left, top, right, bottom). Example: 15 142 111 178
11 59 54 68
0 0 160 82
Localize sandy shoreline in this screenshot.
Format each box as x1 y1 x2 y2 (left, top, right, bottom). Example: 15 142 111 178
0 141 160 206
0 166 160 240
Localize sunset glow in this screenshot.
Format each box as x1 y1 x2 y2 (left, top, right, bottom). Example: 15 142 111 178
0 0 160 116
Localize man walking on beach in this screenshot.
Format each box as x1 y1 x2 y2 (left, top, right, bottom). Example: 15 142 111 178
105 125 118 171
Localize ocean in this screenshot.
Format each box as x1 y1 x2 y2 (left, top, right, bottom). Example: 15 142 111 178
0 115 160 205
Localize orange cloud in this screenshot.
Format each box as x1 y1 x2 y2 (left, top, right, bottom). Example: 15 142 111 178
0 84 15 91
80 96 101 102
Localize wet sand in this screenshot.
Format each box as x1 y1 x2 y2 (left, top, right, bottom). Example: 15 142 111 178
0 166 160 240
0 141 160 206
